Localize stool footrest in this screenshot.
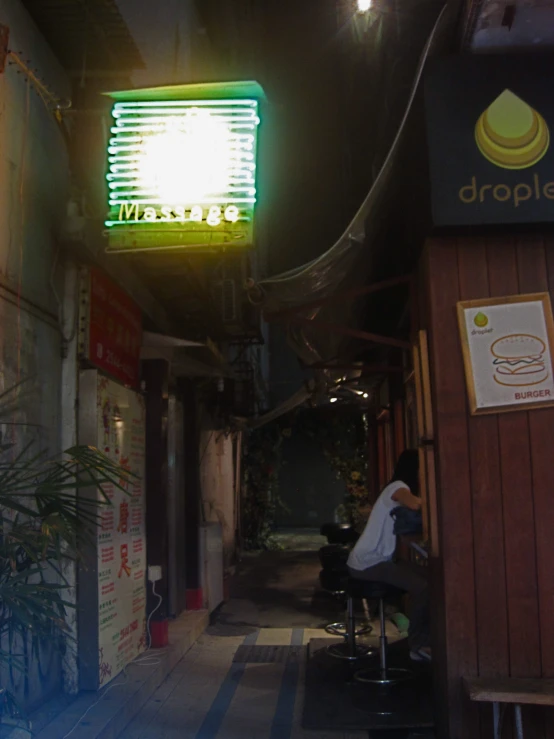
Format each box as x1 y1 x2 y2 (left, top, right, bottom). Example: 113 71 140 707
326 642 374 661
325 622 372 638
354 666 413 685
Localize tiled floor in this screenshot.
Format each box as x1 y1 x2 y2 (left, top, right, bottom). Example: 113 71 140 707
116 542 422 739
118 627 369 739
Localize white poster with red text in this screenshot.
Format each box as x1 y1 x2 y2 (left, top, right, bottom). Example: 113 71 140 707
95 375 146 686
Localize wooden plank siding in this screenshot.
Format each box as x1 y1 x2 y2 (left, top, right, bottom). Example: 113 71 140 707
423 235 554 739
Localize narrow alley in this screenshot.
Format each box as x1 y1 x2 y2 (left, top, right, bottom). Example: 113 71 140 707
3 0 554 737
116 533 433 739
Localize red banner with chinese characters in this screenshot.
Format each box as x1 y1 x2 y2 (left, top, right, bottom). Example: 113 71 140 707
84 267 142 388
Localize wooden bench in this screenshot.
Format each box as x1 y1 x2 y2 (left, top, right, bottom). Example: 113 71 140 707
464 677 554 739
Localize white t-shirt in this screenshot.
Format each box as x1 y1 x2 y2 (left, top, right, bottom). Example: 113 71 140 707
347 480 407 571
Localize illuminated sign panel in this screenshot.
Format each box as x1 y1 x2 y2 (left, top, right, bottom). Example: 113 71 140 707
425 55 554 226
105 82 263 252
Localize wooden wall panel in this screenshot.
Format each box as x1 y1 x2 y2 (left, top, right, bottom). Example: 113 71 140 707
489 242 542 692
377 422 386 490
458 241 509 739
424 234 554 739
393 399 405 457
427 241 479 739
541 239 554 737
517 239 553 738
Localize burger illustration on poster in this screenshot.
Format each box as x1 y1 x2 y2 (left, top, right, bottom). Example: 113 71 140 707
491 334 548 387
457 293 554 415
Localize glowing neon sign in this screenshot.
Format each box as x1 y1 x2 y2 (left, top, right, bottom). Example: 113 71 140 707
104 82 264 252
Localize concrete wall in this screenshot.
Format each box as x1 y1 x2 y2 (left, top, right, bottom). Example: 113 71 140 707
0 0 72 709
0 0 70 444
199 424 237 568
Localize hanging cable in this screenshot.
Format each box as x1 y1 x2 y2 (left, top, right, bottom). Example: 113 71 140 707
7 50 71 117
61 672 129 739
133 581 166 666
15 76 30 388
61 581 166 736
50 245 79 347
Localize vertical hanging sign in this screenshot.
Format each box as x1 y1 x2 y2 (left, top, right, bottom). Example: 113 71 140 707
79 266 142 389
78 371 147 689
103 80 265 252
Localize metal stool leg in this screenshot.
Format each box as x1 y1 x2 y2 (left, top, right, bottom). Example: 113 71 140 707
325 594 371 639
379 597 387 680
324 591 371 639
354 597 413 684
493 703 500 739
347 593 356 657
326 594 372 661
514 704 524 739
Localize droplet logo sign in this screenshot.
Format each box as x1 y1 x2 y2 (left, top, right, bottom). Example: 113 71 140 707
475 89 550 170
474 312 489 328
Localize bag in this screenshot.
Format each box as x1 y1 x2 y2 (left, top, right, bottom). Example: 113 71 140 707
390 506 423 536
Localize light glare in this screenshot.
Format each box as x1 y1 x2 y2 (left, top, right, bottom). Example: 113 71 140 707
137 109 231 202
357 0 372 11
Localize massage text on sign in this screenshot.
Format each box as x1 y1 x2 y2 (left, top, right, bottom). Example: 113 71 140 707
104 83 264 252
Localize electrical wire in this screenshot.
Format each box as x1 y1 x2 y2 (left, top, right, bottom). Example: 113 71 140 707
257 3 448 289
132 580 165 666
61 581 165 736
16 77 30 387
61 672 129 739
199 430 215 467
50 245 79 345
7 51 70 114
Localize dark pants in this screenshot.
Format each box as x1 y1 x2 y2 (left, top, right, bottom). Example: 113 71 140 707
348 560 430 651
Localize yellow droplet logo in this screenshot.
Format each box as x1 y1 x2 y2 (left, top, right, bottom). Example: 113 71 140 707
475 90 550 170
474 312 489 328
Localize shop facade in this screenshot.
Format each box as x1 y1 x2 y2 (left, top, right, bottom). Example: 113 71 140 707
363 53 554 738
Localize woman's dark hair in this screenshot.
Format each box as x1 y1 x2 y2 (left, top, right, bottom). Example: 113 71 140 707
390 449 419 494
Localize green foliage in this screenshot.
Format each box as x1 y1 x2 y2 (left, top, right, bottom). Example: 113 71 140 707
0 383 135 719
241 423 288 551
293 410 370 526
0 444 132 653
240 408 370 548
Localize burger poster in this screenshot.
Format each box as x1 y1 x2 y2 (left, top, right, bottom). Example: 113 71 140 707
457 293 554 415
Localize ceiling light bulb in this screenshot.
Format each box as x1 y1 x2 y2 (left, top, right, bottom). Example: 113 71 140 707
330 397 338 403
357 0 372 12
362 393 369 399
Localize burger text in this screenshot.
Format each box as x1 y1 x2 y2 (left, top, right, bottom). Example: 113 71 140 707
514 389 552 400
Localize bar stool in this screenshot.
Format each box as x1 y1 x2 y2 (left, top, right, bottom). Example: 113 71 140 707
318 544 350 570
320 522 359 545
349 578 413 684
319 569 372 652
318 570 374 661
318 545 372 652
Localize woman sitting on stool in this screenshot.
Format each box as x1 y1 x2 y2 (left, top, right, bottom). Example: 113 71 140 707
347 449 431 662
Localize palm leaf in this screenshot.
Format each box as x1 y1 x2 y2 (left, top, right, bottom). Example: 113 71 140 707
0 435 141 687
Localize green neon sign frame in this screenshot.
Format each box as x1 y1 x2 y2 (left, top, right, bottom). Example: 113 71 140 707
104 81 265 253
